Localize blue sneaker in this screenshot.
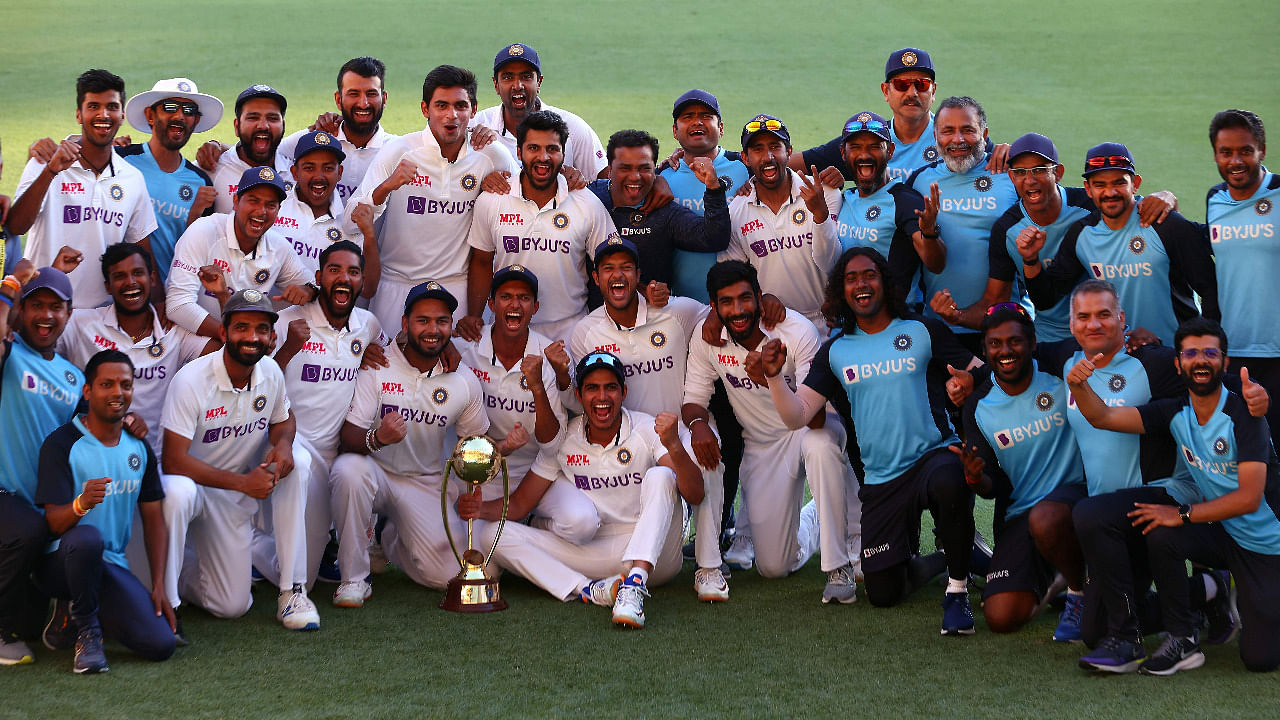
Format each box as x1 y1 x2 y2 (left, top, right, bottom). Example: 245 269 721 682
317 559 341 584
1203 570 1240 645
941 591 975 636
251 566 265 583
1079 636 1145 673
73 626 108 674
43 600 75 651
1053 593 1084 643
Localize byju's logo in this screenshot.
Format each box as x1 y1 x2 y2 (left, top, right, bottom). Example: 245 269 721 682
63 205 82 224
406 196 426 215
502 235 520 253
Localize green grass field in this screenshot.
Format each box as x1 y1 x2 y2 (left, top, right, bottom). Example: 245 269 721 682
2 0 1280 716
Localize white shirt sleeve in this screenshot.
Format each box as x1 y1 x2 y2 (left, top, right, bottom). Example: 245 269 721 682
160 369 203 440
788 315 824 383
636 418 670 466
165 220 214 333
14 158 49 215
273 238 313 288
345 367 380 428
353 141 408 220
482 143 519 176
681 329 718 409
124 184 159 242
667 297 709 345
466 193 499 253
456 372 490 438
812 187 843 275
582 193 620 251
530 445 562 482
176 326 212 364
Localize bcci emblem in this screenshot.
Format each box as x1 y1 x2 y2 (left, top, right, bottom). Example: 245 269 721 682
259 167 275 181
252 84 273 92
650 331 667 348
1035 392 1055 411
431 387 449 405
856 112 873 123
616 447 633 465
1108 375 1127 393
893 333 913 352
509 44 525 56
520 374 529 391
253 269 270 284
426 281 443 290
974 176 993 192
791 209 807 225
128 453 142 471
630 211 645 226
64 370 77 385
1213 436 1229 455
243 289 264 303
865 205 881 222
179 184 193 201
177 81 192 92
460 174 477 191
109 184 124 201
901 51 918 66
327 227 342 242
253 395 267 412
552 213 569 229
510 264 526 272
1256 198 1273 216
923 146 939 162
314 132 332 145
148 342 164 358
350 339 363 356
1128 236 1146 255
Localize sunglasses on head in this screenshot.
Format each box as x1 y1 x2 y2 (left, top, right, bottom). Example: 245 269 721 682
1085 155 1131 169
985 301 1032 319
1178 347 1223 360
155 100 200 117
844 119 888 134
889 77 934 93
1008 165 1058 179
745 118 784 133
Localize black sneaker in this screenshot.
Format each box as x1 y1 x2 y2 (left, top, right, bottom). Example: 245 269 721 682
1140 634 1205 676
73 626 108 674
1202 570 1240 645
43 600 75 651
1079 636 1145 673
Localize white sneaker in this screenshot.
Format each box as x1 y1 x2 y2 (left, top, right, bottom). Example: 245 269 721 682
612 583 649 628
277 586 320 630
694 567 729 603
822 564 858 605
580 576 621 607
724 532 755 571
332 580 373 608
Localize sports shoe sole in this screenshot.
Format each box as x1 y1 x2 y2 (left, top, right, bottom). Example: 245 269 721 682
941 626 976 636
612 615 644 629
697 590 729 603
333 587 372 609
1078 658 1144 673
822 592 857 605
73 663 108 674
1140 651 1205 676
0 654 34 666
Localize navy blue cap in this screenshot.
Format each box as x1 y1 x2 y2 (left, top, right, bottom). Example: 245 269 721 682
841 111 892 143
884 48 934 80
21 267 72 302
1008 133 1059 164
594 236 640 264
574 351 626 389
494 43 541 75
235 166 287 200
293 130 345 163
234 84 287 116
673 89 720 120
1082 142 1136 177
404 280 458 315
740 114 790 150
221 288 278 324
491 264 538 299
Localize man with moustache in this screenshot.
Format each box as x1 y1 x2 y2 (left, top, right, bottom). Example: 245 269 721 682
356 65 517 332
330 282 527 596
466 110 619 344
7 70 159 309
207 85 290 214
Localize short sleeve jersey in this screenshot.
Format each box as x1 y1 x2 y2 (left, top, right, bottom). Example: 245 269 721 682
278 125 398 204
210 149 293 215
1206 172 1280 357
835 182 926 307
116 142 214 283
0 336 84 503
272 190 351 277
660 148 751 299
471 101 607 177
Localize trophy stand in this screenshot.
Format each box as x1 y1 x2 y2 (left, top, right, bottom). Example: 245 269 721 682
440 435 510 612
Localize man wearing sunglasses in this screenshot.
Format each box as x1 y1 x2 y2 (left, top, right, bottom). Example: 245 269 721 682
116 78 223 285
1021 143 1218 346
1069 317 1280 674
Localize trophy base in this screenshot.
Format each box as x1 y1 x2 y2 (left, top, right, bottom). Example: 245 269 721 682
439 573 508 613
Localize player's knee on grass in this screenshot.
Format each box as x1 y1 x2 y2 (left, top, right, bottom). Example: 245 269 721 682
754 545 793 580
864 565 909 607
131 624 177 662
983 591 1036 634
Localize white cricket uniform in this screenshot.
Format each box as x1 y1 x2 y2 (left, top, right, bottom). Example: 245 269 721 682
480 410 684 600
720 174 842 327
58 306 209 458
329 343 490 588
165 213 312 334
471 101 607 177
158 351 313 615
684 310 858 576
272 190 352 278
468 176 618 342
15 153 158 308
354 128 517 330
278 125 397 204
210 147 294 214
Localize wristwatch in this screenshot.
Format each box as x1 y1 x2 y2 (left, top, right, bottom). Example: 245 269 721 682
1178 504 1193 525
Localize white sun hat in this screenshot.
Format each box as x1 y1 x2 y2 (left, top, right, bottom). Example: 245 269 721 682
124 77 224 134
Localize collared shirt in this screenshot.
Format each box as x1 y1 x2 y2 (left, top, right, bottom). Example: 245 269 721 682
211 147 294 214
278 124 398 204
1207 172 1280 357
471 101 607 177
116 142 214 283
659 147 751 299
274 190 350 277
835 181 927 307
0 335 83 503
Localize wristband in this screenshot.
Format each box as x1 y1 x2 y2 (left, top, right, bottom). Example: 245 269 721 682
0 295 11 308
964 473 982 487
2 276 21 294
920 228 940 240
72 495 88 517
1178 504 1192 525
1022 255 1040 266
365 426 381 454
687 417 709 430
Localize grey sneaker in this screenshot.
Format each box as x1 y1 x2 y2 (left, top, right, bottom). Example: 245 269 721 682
73 626 108 674
822 565 858 605
724 532 754 572
1140 634 1204 676
0 632 34 666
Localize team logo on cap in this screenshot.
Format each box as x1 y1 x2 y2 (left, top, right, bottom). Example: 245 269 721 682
1108 374 1126 393
431 387 449 405
327 227 342 242
1035 392 1055 411
148 342 164 358
252 84 273 92
893 333 913 352
791 209 807 225
901 51 918 66
510 264 526 272
552 213 569 230
616 447 633 465
253 269 270 284
128 453 142 471
1256 198 1273 216
64 370 78 385
426 281 443 291
1128 236 1146 255
243 289 264 303
259 167 275 181
179 184 193 201
974 176 993 192
856 112 873 123
253 394 267 412
460 174 477 191
923 146 939 162
630 212 646 226
650 331 667 348
1213 436 1229 455
865 205 881 221
109 184 124 201
177 81 192 92
509 45 525 56
315 132 331 145
351 339 363 356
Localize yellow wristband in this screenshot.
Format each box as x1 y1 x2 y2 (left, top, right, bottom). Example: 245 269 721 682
72 495 87 517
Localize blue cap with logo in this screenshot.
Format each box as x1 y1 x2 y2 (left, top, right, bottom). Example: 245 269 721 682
841 111 892 143
494 43 541 75
740 114 790 150
574 351 626 389
234 83 287 116
21 267 73 303
594 236 640 265
235 166 287 200
1082 142 1136 177
491 264 539 299
404 280 458 315
293 130 345 163
221 288 278 323
1008 133 1059 164
673 89 721 120
884 48 934 80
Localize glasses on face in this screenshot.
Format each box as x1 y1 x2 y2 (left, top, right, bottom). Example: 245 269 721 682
1085 155 1131 170
889 77 934 93
985 301 1032 319
1008 165 1058 179
1178 347 1223 360
844 119 888 134
745 118 783 134
156 101 200 117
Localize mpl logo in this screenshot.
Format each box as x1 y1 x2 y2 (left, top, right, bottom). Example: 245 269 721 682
60 182 84 194
499 213 523 225
565 453 590 466
63 205 82 224
717 353 739 367
406 196 427 215
740 219 764 235
381 381 404 395
205 406 227 420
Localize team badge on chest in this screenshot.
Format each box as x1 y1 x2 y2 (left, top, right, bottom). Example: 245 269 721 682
432 387 449 405
1128 236 1146 255
461 174 477 191
179 184 193 201
893 333 913 352
148 342 164 358
327 228 342 242
974 176 993 192
791 209 807 225
1256 198 1273 216
1213 436 1229 455
1107 374 1126 393
552 213 570 230
254 268 271 284
650 330 667 348
923 146 939 162
128 453 142 471
865 205 881 221
351 339 363 356
109 184 124 201
616 447 633 465
253 394 268 412
1035 392 1054 411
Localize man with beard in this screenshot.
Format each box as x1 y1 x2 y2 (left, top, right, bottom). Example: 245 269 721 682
1021 143 1219 346
907 97 1018 354
158 289 319 631
277 58 396 204
683 260 859 602
586 129 730 288
166 167 317 339
7 70 159 309
833 110 943 310
35 350 175 674
571 239 729 601
115 78 222 284
956 303 1087 640
472 43 606 179
466 110 619 345
0 267 82 666
1071 318 1280 674
356 65 517 333
208 85 290 214
719 115 840 328
330 282 527 596
461 351 701 629
765 247 982 634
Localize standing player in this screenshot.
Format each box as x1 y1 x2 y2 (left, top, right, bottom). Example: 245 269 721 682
355 65 517 331
466 110 619 344
7 70 158 309
207 85 290 214
720 115 841 328
35 350 175 674
472 43 607 178
158 289 319 631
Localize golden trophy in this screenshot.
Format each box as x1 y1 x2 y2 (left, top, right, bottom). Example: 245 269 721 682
439 435 510 612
